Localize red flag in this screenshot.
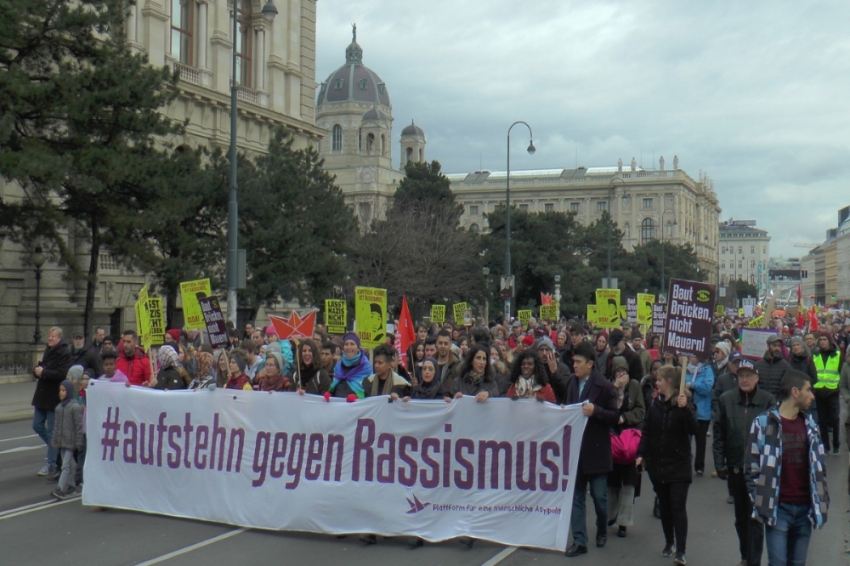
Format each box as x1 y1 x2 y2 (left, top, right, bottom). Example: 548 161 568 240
269 310 317 340
808 309 819 332
396 296 417 368
541 293 553 306
796 283 802 306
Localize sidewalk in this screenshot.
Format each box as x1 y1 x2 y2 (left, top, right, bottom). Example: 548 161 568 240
0 379 35 423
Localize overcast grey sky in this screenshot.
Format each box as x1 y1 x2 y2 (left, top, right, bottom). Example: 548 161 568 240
315 0 850 258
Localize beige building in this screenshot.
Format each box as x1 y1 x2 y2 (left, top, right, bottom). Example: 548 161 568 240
315 29 426 226
800 206 850 308
718 220 770 297
0 0 322 354
447 159 721 285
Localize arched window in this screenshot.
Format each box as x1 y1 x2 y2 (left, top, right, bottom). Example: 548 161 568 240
641 218 655 244
171 0 194 65
358 128 362 152
332 125 342 152
419 148 424 161
469 223 480 233
623 223 630 240
366 133 375 153
381 134 386 156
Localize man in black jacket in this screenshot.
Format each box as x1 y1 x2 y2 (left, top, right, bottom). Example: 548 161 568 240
564 341 620 557
536 336 571 404
713 358 775 566
32 326 72 476
755 334 792 398
69 332 102 378
607 329 644 382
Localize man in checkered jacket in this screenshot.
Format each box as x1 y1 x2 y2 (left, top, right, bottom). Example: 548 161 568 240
745 370 829 566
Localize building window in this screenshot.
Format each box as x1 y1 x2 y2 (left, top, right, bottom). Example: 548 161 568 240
358 128 362 152
519 204 529 211
470 205 479 215
641 218 655 244
334 79 344 90
235 0 252 87
359 79 368 90
405 147 412 162
642 198 653 209
597 201 607 212
750 245 755 254
721 261 725 269
738 246 742 254
738 261 742 269
545 203 554 212
469 223 480 233
751 260 755 269
332 125 342 152
366 133 375 153
624 223 630 239
171 0 193 65
570 202 580 213
762 246 766 254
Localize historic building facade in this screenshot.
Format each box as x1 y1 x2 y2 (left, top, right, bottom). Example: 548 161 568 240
315 28 426 226
717 220 770 296
447 159 721 285
0 0 322 357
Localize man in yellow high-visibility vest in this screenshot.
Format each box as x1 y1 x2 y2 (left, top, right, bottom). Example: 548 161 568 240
813 332 841 455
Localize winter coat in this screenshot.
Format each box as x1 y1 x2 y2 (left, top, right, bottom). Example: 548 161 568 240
686 363 715 421
117 347 152 386
746 408 829 528
506 382 556 403
712 385 776 472
788 353 818 385
294 367 330 395
606 346 644 382
546 360 572 405
450 370 499 399
154 367 187 390
839 362 850 409
363 371 412 398
408 379 452 400
563 368 620 476
32 341 72 412
638 395 699 484
754 353 792 399
52 399 83 450
70 343 102 378
614 379 646 432
712 369 738 419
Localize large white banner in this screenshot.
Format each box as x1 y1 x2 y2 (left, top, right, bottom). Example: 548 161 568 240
84 382 587 550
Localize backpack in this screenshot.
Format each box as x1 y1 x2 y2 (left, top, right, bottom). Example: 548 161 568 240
610 428 642 465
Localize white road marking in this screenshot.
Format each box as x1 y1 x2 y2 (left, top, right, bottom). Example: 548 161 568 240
480 546 518 566
0 445 42 455
0 498 76 520
0 434 38 443
135 528 248 566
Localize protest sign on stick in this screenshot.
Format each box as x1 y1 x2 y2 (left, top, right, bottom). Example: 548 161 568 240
179 278 212 330
355 287 387 349
199 295 228 349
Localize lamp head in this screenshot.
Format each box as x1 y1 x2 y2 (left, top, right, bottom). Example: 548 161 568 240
482 266 490 276
32 246 45 268
261 0 278 20
527 140 536 155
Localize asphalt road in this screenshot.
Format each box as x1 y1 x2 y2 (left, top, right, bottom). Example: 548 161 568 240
1 417 847 566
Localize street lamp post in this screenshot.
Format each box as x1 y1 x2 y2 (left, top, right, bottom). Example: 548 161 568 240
504 121 535 321
606 175 624 287
32 246 45 344
660 210 677 297
482 266 490 323
227 0 277 325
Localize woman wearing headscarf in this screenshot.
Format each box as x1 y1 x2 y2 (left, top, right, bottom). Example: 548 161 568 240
153 345 188 390
225 353 252 390
710 341 731 382
450 344 498 402
327 333 372 401
293 339 330 395
255 349 290 392
607 356 646 538
506 350 555 403
403 358 452 401
594 331 610 373
188 351 215 390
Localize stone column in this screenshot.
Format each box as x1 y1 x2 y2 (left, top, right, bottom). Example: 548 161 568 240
196 0 208 69
254 25 265 92
127 0 137 43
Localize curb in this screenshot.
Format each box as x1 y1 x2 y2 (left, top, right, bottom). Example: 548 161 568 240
0 410 32 424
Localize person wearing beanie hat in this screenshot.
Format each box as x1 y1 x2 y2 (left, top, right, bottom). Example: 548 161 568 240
165 328 182 344
224 353 251 390
328 332 372 400
711 340 731 380
51 379 83 500
607 328 645 383
535 336 570 403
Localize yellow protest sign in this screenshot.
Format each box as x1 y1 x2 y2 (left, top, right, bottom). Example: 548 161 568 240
430 305 446 325
715 304 725 317
747 315 764 328
587 305 598 324
324 299 347 335
146 297 165 347
539 305 558 321
452 302 468 325
738 307 745 317
135 285 150 348
595 289 621 328
179 278 212 330
637 293 655 325
354 287 387 349
517 310 532 328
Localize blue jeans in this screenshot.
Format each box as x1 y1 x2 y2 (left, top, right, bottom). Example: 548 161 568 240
32 408 57 467
765 503 812 566
570 472 608 547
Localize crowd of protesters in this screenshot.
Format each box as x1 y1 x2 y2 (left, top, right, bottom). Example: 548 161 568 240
28 307 847 565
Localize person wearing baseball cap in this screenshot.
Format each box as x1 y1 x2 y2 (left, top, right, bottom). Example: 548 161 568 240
714 358 775 566
755 333 793 399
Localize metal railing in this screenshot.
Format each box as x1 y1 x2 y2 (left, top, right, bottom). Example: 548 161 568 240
0 351 32 375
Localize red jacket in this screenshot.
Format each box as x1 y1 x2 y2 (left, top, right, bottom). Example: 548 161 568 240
506 383 556 403
116 348 152 386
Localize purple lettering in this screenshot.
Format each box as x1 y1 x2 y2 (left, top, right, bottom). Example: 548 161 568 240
122 420 137 463
305 433 324 481
478 440 512 490
252 431 270 487
539 441 559 491
226 428 244 472
182 413 194 469
352 418 375 482
397 436 418 487
442 437 451 487
453 438 475 489
561 424 571 491
270 432 288 478
515 441 537 491
376 433 396 484
285 433 306 489
323 434 344 482
156 412 167 467
420 438 440 488
194 425 209 469
166 425 182 469
139 423 155 465
210 413 227 471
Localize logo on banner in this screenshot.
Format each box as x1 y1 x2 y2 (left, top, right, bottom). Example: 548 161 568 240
406 494 431 514
270 310 317 340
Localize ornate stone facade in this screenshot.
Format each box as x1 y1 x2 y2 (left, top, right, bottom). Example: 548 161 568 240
447 161 721 286
0 0 322 352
